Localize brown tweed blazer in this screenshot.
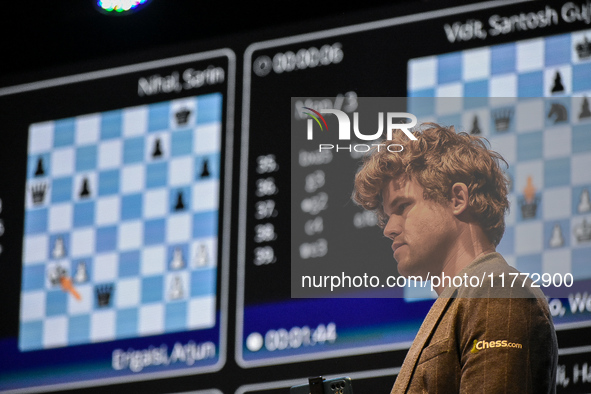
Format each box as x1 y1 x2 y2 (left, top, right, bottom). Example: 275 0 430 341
391 253 558 394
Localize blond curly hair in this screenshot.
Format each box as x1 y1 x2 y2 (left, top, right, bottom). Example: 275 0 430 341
352 123 510 246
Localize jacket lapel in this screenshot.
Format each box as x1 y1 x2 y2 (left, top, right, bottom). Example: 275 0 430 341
391 295 454 393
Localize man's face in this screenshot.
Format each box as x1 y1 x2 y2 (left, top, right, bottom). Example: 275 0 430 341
382 177 457 278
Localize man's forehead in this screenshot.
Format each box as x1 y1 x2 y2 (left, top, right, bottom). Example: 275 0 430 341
382 176 413 202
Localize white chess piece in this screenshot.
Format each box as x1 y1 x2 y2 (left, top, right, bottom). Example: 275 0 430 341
170 247 185 270
194 244 209 267
74 262 88 283
52 237 66 259
549 223 564 248
169 276 184 300
578 188 591 213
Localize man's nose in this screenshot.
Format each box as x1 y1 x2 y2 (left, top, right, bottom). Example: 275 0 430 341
383 216 402 240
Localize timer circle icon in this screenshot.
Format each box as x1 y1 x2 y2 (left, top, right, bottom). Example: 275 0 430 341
246 332 264 352
253 56 272 77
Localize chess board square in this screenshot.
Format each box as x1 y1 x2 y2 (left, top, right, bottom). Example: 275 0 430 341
491 43 516 75
437 52 462 84
121 193 143 220
23 234 48 264
192 180 219 212
48 203 73 233
517 71 544 97
187 295 215 329
170 129 193 157
408 56 437 91
571 30 591 64
488 133 516 163
143 218 165 245
75 113 100 145
143 188 168 218
73 200 95 228
165 271 189 302
497 226 514 256
115 308 138 338
573 185 591 215
98 139 122 169
141 245 166 275
145 133 170 161
116 277 141 308
542 187 572 220
515 222 543 254
148 102 171 132
117 220 143 250
544 219 570 250
24 208 47 235
515 160 544 192
435 83 462 99
515 100 544 132
542 249 571 276
572 154 591 185
515 254 542 275
122 106 148 137
190 268 216 297
544 66 572 96
164 301 188 331
100 110 123 140
120 164 145 194
545 34 571 67
517 132 543 161
70 228 95 258
93 252 118 282
67 284 93 315
97 169 120 197
67 314 90 345
192 211 218 239
170 187 191 213
572 247 591 279
462 47 490 81
166 214 192 243
489 74 517 97
138 303 164 335
463 80 488 99
171 98 197 129
544 158 570 188
516 38 544 72
73 172 98 201
573 63 591 92
20 291 46 321
19 321 43 351
194 123 221 154
22 264 45 291
50 177 72 204
169 156 193 186
196 93 222 125
123 136 145 164
141 276 164 303
118 251 140 277
53 118 76 148
45 290 67 316
29 122 54 154
43 316 68 348
90 309 116 342
51 147 75 177
96 196 120 226
146 161 168 189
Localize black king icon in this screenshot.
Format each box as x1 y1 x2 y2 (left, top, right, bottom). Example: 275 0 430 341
576 36 591 60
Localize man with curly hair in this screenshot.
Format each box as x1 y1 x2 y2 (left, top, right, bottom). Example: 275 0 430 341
353 124 558 393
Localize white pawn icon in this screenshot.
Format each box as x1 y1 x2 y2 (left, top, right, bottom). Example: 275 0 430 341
169 276 184 300
194 244 209 267
74 261 88 283
549 223 564 248
52 237 66 259
170 247 185 270
578 188 591 213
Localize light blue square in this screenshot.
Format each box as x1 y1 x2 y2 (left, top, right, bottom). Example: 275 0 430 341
98 169 120 196
517 71 543 97
572 124 591 154
53 118 75 147
73 200 95 228
437 53 462 84
572 185 591 215
146 161 168 188
144 218 165 245
100 110 122 139
119 251 140 277
545 34 570 67
123 137 144 164
196 93 222 125
24 208 47 234
544 158 570 188
22 265 45 291
51 177 73 203
171 129 192 157
96 226 117 253
46 290 68 316
49 234 70 259
141 276 164 303
573 63 591 92
75 146 97 172
116 308 138 338
544 220 570 250
170 187 190 213
190 268 216 297
572 247 591 279
193 211 218 238
517 132 543 161
148 102 170 132
195 154 220 180
165 301 188 331
121 193 142 220
68 314 90 345
491 43 516 75
19 321 43 351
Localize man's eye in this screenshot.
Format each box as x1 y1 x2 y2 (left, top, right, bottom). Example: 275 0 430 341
398 203 409 213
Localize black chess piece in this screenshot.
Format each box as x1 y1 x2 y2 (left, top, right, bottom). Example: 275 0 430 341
470 115 481 135
152 138 163 158
548 103 568 124
96 284 113 307
79 178 91 198
580 96 591 119
34 157 45 176
174 190 185 211
551 71 565 94
200 159 211 178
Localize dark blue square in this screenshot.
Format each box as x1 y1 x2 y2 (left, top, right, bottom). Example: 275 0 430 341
141 276 164 303
100 110 122 140
73 200 95 227
53 118 75 147
96 226 118 253
121 193 143 220
119 251 140 277
98 169 120 196
491 43 516 75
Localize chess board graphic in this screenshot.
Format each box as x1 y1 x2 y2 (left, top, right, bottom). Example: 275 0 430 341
405 28 591 299
19 93 223 351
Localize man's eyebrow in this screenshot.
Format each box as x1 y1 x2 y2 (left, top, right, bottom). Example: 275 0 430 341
384 196 410 213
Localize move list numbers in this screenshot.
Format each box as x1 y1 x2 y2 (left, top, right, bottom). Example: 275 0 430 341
253 154 279 266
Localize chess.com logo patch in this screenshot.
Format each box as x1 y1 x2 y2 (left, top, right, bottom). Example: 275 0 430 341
470 339 523 354
301 106 418 153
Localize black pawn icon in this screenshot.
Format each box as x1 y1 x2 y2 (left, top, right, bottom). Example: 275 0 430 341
79 178 91 198
152 138 163 158
551 71 565 94
580 96 591 119
200 159 211 178
470 116 481 135
174 190 185 211
34 157 45 177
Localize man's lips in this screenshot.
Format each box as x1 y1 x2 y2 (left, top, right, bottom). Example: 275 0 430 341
391 242 405 254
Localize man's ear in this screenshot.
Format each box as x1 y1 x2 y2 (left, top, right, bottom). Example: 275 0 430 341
450 182 469 216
